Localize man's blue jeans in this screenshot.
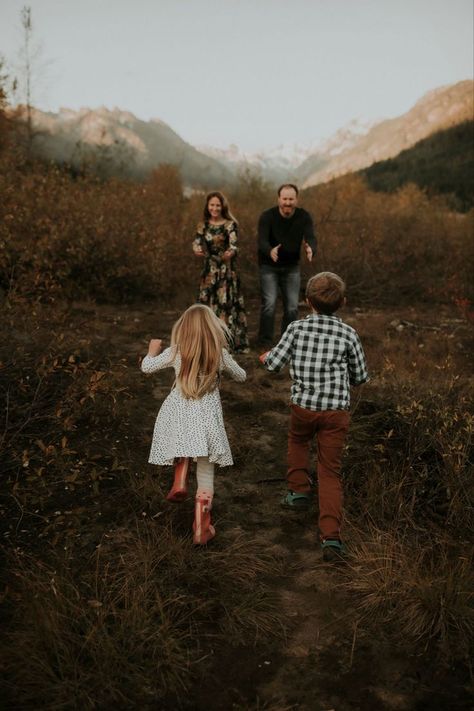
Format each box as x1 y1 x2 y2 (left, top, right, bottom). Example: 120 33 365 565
258 263 301 344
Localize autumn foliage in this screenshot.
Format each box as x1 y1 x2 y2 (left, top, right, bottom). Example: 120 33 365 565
1 119 473 310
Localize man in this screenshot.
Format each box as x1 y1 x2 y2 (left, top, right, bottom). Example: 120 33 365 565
257 184 317 345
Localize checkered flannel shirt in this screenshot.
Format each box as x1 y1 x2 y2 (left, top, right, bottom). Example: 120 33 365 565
263 313 369 411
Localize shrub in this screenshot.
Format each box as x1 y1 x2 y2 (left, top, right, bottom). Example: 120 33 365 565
2 142 473 307
344 526 474 661
345 379 474 531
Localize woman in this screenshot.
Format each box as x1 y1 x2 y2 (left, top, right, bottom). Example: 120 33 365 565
193 191 249 352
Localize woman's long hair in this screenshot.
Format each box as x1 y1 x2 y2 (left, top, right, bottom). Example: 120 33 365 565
203 191 237 223
171 304 230 399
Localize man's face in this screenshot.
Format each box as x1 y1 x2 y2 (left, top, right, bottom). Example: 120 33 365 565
278 187 298 217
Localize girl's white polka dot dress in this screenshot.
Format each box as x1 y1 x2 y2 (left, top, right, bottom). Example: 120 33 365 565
141 347 246 467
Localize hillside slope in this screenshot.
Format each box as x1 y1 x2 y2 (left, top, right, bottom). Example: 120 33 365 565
360 120 474 209
300 80 473 187
27 106 236 188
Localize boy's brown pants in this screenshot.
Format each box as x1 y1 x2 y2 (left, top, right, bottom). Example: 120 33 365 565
287 404 350 541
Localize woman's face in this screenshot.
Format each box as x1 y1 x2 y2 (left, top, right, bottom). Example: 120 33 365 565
208 197 223 220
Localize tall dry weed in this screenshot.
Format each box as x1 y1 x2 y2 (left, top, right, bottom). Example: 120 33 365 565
343 526 474 661
2 524 283 709
345 376 473 530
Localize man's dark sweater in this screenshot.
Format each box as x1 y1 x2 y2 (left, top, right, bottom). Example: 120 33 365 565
258 206 317 267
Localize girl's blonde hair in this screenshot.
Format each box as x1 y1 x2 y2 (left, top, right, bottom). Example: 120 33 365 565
171 304 230 399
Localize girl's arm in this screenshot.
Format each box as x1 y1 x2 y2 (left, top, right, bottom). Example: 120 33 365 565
141 345 175 374
221 348 246 382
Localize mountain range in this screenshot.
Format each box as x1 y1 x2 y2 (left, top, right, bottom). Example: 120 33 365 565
27 106 235 188
300 79 473 187
24 79 474 190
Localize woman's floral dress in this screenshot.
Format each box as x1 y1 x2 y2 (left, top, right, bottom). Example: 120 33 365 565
193 220 249 352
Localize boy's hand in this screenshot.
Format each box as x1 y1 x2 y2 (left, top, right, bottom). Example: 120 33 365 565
258 351 270 364
148 339 163 356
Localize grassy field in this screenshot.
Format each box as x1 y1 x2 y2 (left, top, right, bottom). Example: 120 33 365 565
1 294 472 710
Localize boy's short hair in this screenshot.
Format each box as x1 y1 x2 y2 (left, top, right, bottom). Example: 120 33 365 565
306 272 346 314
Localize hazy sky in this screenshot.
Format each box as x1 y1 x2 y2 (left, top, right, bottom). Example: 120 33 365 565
1 0 472 152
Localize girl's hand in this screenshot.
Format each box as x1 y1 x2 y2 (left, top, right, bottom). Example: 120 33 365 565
222 249 234 262
259 351 270 364
194 246 205 256
148 339 163 356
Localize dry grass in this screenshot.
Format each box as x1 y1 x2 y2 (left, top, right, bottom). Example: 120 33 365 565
344 345 474 531
342 525 474 661
1 298 473 705
2 523 283 709
335 308 474 666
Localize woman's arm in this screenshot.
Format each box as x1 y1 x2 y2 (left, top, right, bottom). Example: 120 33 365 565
192 222 206 257
223 221 238 261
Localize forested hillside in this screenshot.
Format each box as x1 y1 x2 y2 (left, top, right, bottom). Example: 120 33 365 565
360 120 474 210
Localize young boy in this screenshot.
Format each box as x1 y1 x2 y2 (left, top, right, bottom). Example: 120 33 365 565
259 272 369 561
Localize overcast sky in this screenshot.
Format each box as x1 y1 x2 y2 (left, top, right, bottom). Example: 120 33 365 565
1 0 472 152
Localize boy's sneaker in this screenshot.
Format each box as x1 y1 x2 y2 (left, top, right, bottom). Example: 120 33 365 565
321 539 346 562
281 490 311 510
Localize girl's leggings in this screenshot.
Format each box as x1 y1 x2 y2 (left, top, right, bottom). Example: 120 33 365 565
196 456 214 495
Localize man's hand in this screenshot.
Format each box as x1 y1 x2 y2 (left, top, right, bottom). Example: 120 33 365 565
258 351 270 364
270 244 281 263
147 338 163 357
304 242 313 262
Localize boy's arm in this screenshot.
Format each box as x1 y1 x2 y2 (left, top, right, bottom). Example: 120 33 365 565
348 333 369 386
260 326 295 372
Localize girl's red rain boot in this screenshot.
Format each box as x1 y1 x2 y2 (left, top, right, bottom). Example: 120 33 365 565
166 457 190 502
193 491 215 545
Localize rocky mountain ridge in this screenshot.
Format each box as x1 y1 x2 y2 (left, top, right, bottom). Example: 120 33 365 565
21 79 474 188
26 105 235 188
300 79 473 187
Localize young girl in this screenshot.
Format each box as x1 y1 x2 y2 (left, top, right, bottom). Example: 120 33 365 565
141 304 246 544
